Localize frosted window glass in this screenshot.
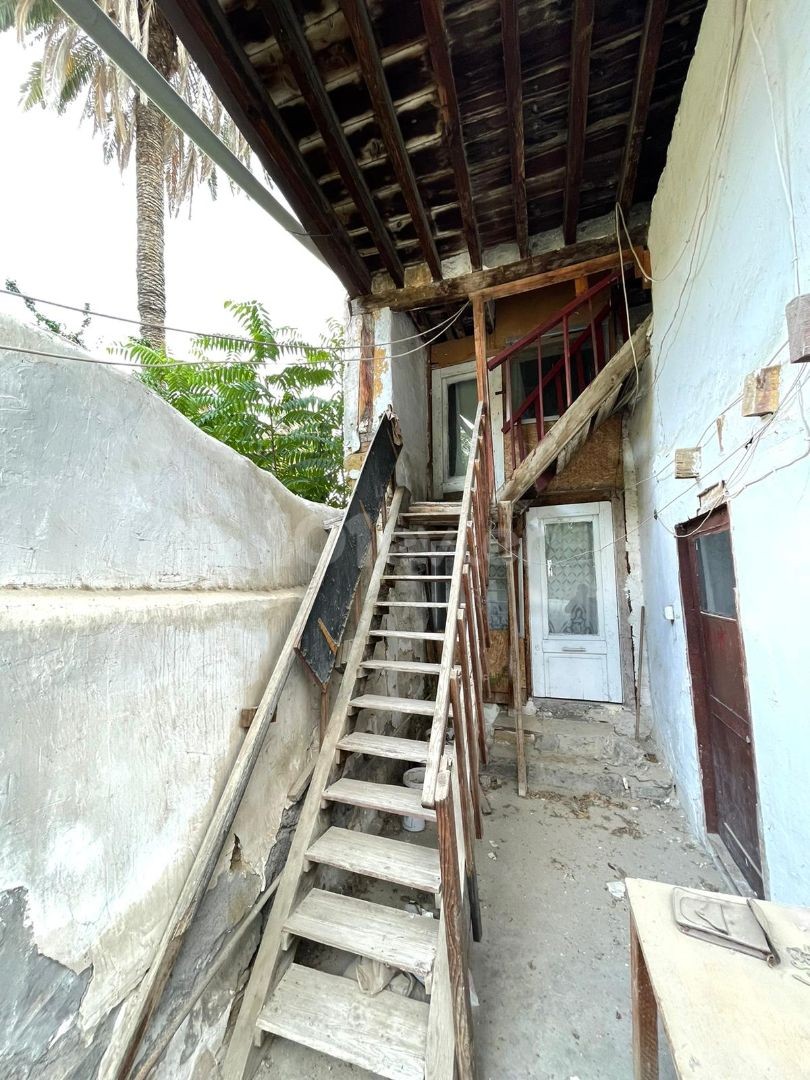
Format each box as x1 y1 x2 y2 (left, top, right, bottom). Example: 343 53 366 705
545 520 598 635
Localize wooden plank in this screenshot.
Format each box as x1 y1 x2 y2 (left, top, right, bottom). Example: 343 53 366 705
306 826 441 893
473 294 488 404
499 503 527 797
420 0 482 269
350 693 439 717
424 913 455 1080
435 770 477 1079
618 0 670 213
159 0 370 297
387 552 454 559
382 574 453 581
376 600 448 609
257 0 404 286
338 731 431 763
361 659 442 674
563 0 595 244
323 779 438 822
630 914 659 1080
340 0 442 280
499 315 651 503
369 629 445 642
500 0 528 258
284 888 439 979
258 964 429 1080
222 489 405 1079
392 530 458 537
102 521 342 1080
355 233 649 312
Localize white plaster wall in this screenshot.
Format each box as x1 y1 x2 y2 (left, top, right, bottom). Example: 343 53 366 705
627 0 810 903
342 307 429 498
0 315 327 589
0 318 328 1071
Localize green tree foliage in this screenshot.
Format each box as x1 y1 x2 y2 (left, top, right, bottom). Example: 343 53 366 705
123 300 346 506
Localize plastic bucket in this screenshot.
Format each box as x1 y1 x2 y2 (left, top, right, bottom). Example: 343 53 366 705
402 767 427 832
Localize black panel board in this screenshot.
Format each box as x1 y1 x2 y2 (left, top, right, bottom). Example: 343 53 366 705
296 412 402 686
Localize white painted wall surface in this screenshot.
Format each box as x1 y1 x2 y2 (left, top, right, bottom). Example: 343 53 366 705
0 318 328 1072
342 307 429 499
627 0 810 903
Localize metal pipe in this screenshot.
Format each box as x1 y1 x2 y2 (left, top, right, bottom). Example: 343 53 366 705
52 0 328 267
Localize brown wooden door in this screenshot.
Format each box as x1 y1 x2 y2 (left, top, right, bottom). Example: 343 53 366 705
678 507 764 896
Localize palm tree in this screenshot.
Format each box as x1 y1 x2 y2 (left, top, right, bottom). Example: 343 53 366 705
1 0 251 348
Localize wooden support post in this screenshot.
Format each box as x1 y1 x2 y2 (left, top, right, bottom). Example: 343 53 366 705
473 294 488 405
634 605 646 741
319 686 329 745
499 501 527 797
435 768 478 1080
455 613 483 840
459 604 487 767
630 914 659 1079
449 673 482 943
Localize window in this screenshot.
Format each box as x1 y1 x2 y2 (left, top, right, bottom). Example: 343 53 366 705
695 530 736 617
446 376 477 480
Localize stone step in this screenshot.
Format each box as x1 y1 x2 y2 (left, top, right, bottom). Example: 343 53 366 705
495 715 649 766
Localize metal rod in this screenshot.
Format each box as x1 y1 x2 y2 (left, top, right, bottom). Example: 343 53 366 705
51 0 328 267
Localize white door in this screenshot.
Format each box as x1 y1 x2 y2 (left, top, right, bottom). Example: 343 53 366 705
526 503 622 703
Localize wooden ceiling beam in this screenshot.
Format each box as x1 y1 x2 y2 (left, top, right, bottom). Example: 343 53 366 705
340 0 442 281
562 0 595 245
258 0 405 288
158 0 370 297
500 0 528 259
419 0 483 271
617 0 670 213
354 227 648 313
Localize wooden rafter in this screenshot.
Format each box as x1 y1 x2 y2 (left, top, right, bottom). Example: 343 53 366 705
258 0 405 287
419 0 483 270
563 0 595 245
355 228 649 312
158 0 370 296
340 0 442 281
500 0 528 259
618 0 670 213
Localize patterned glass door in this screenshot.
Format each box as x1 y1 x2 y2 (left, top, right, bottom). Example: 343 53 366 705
527 502 622 702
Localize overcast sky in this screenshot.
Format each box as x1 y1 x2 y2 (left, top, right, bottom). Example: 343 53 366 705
0 34 347 358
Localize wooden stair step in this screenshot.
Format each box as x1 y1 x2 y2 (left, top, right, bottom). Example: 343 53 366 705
388 552 457 561
338 731 430 763
376 600 448 608
350 693 438 717
323 779 437 822
361 659 441 674
306 827 441 893
382 574 452 582
392 530 457 537
284 889 439 979
257 964 429 1080
369 629 444 642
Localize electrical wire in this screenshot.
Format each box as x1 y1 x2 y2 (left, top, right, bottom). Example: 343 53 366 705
0 301 468 369
0 286 469 352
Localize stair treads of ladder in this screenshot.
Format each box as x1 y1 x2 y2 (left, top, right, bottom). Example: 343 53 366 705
350 693 440 717
284 889 439 980
376 600 448 608
338 731 430 763
369 629 444 642
257 964 429 1080
391 530 457 538
324 779 437 822
306 827 441 894
361 658 441 674
382 574 452 582
386 551 454 557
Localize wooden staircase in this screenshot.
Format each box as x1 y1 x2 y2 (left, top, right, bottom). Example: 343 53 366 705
223 408 492 1079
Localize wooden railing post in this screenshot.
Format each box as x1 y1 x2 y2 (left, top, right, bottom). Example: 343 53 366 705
498 500 528 797
449 671 482 942
435 767 478 1080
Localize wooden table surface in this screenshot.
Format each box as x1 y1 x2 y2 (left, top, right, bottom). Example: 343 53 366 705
626 878 810 1078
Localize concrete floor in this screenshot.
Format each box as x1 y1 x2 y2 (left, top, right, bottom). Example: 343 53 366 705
258 732 724 1080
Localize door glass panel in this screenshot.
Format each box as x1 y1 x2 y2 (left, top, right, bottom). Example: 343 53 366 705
695 530 736 617
544 520 598 635
447 377 477 478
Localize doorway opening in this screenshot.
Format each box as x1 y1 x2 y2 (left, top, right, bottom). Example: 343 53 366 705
677 505 764 896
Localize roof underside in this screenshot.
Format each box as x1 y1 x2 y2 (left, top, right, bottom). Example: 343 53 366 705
160 0 706 301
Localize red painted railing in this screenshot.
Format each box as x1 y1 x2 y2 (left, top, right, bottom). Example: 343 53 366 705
487 271 626 475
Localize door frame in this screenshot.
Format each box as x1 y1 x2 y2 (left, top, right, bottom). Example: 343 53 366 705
526 501 623 702
430 359 504 497
676 504 764 883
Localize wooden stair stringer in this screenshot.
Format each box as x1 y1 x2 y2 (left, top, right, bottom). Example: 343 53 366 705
222 487 406 1080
